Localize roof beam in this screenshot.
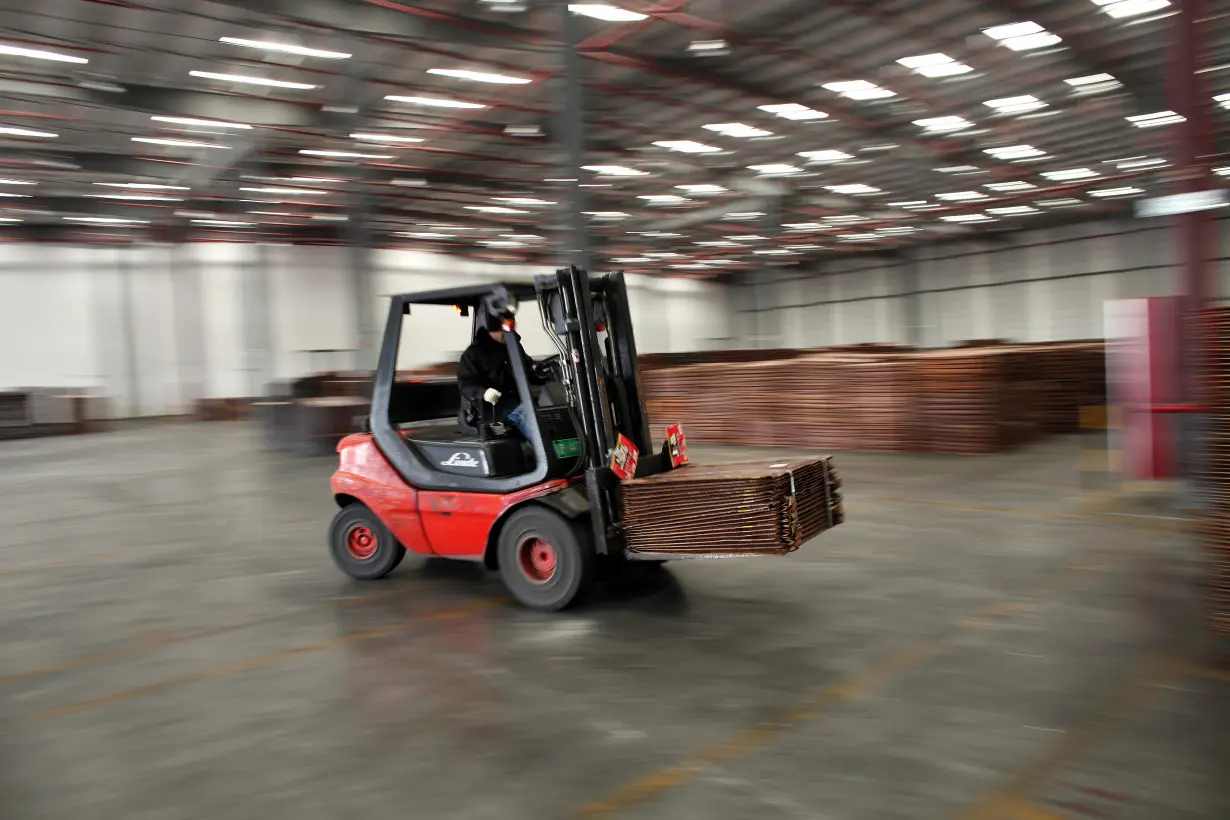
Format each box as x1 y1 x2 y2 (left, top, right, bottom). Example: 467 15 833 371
202 0 552 52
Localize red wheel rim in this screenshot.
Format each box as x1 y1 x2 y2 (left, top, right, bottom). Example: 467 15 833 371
517 537 557 584
346 525 379 560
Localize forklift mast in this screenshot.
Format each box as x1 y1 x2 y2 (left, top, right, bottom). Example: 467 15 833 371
534 266 662 552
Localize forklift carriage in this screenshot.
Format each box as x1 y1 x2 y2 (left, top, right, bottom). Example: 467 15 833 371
328 267 841 610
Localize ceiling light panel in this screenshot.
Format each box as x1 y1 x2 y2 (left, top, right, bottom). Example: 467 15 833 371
748 164 802 175
984 95 1048 114
936 191 988 201
798 149 853 163
1127 110 1186 127
1091 0 1172 19
427 68 532 84
985 181 1037 191
1041 167 1099 180
384 95 486 109
0 125 58 138
654 140 723 153
913 116 973 132
676 184 727 193
0 43 88 63
823 80 896 100
350 133 424 143
151 115 251 129
703 122 774 138
220 37 350 59
1089 187 1146 197
826 184 881 194
189 70 317 90
466 205 528 214
239 187 331 195
298 150 394 158
984 144 1047 160
896 53 974 78
132 137 229 149
581 165 647 176
569 4 647 21
982 21 1062 51
758 103 828 120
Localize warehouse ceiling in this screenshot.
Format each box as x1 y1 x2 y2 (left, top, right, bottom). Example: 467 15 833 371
0 0 1225 274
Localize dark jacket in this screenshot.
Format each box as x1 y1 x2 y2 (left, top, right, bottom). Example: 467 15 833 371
457 330 543 416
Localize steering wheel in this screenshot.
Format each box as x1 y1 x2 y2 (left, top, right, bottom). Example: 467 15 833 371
532 354 561 381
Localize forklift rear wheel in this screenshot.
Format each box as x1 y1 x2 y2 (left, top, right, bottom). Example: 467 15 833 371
498 507 595 611
329 504 405 580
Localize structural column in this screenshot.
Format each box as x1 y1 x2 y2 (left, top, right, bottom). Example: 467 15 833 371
347 196 379 372
901 248 923 348
559 0 590 271
1170 0 1217 497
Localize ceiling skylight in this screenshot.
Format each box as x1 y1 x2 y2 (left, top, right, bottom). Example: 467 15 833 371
219 37 351 59
568 4 647 21
984 144 1047 160
984 95 1048 114
758 103 828 121
826 184 881 194
350 133 425 143
913 116 973 132
0 43 88 63
748 164 803 175
896 53 974 78
823 80 896 100
798 149 853 163
189 70 317 90
704 122 774 138
152 115 251 129
581 165 647 176
1091 0 1172 19
654 140 723 153
133 137 229 149
986 181 1038 191
299 150 395 159
1089 187 1146 197
0 125 58 138
1041 168 1099 181
427 68 532 84
982 21 1062 51
384 95 486 109
1126 111 1185 128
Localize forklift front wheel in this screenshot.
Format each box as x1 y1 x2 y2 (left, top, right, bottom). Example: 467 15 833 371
497 507 595 611
329 504 406 581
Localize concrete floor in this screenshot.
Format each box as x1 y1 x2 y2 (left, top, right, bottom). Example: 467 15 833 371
0 423 1227 820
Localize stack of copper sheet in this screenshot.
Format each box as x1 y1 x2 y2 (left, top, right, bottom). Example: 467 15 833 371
621 456 843 556
913 349 1010 455
1203 309 1230 634
644 361 739 444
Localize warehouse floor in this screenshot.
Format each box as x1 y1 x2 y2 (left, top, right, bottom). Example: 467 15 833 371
1 423 1227 820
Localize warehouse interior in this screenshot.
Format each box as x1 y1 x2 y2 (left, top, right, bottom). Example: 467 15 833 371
2 1 1230 818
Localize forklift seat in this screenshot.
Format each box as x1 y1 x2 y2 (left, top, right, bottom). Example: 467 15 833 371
401 421 531 478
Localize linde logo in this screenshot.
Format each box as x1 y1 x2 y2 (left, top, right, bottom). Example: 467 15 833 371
441 452 481 468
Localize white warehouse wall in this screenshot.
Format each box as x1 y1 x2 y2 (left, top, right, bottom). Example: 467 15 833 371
737 216 1229 349
0 242 731 417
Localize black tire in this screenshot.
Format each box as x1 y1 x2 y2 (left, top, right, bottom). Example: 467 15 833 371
329 504 406 580
497 507 595 611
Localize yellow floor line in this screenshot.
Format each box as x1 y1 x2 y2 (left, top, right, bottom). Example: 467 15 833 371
956 654 1181 820
31 597 507 720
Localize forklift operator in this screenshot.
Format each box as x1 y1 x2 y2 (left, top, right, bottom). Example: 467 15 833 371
457 310 546 440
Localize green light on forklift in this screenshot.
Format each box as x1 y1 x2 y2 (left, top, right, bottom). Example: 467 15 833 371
552 438 580 458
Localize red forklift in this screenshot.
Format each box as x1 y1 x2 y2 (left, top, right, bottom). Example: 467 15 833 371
329 267 838 610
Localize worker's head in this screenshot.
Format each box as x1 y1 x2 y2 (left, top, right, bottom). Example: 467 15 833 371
485 310 515 343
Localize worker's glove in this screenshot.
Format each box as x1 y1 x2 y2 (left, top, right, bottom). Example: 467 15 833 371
483 387 502 405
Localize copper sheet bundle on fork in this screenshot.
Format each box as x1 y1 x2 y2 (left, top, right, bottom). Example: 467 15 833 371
620 456 844 556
